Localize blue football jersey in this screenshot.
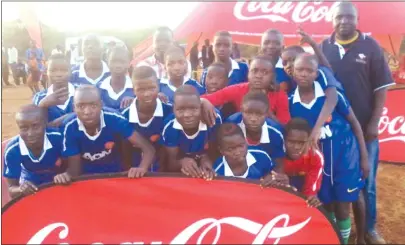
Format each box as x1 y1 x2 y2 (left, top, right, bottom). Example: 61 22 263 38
122 98 173 168
160 112 222 158
3 129 64 186
70 61 110 87
159 77 206 103
98 76 134 110
200 59 248 88
33 83 75 122
61 108 134 174
213 149 273 179
226 112 286 160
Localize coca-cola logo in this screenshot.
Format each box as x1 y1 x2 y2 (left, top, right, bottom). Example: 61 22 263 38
2 176 341 244
28 215 311 244
378 107 405 143
233 1 341 23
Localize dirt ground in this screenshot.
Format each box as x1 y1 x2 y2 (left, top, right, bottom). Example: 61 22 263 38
1 84 404 243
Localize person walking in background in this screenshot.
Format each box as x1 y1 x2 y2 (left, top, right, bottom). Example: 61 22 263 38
26 40 46 92
201 39 214 69
2 46 11 86
231 43 241 60
7 45 18 84
321 2 395 244
189 41 199 72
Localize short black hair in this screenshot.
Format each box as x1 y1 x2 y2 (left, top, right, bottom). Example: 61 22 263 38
285 118 312 136
334 1 358 16
155 26 174 37
208 62 227 76
16 104 47 121
283 45 305 54
174 84 200 102
214 31 232 38
263 29 284 42
217 123 245 147
295 53 319 66
164 45 185 60
74 84 101 99
107 45 130 61
251 55 273 66
132 66 157 81
242 92 270 110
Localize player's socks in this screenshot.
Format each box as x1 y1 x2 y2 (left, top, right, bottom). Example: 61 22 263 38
329 212 337 223
337 218 351 244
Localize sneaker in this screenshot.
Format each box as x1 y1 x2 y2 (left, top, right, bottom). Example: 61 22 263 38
365 230 386 244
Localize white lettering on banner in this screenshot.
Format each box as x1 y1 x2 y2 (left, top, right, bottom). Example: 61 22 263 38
233 1 341 23
319 125 333 140
378 107 405 143
27 215 311 245
82 149 112 161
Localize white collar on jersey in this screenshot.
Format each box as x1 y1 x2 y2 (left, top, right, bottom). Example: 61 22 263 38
46 83 76 110
222 151 256 177
228 58 240 78
19 133 53 163
292 81 325 109
173 119 207 140
275 57 283 69
77 110 106 141
99 76 133 100
238 120 270 144
78 60 109 85
160 76 189 92
129 98 164 126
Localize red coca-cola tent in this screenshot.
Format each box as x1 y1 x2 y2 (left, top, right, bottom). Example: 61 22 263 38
132 1 405 65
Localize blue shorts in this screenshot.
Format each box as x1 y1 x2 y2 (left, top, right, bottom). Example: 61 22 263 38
318 132 363 204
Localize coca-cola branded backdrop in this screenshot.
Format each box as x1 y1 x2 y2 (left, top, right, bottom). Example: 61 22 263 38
2 176 342 244
378 88 405 164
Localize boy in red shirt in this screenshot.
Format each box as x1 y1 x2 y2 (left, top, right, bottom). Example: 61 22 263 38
283 118 323 207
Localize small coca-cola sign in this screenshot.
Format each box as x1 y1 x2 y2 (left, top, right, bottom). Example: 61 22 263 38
378 88 405 164
2 176 342 244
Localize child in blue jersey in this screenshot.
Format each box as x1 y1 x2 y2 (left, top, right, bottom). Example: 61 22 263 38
54 85 155 184
289 53 369 244
200 31 249 88
160 85 222 174
122 66 172 171
226 92 285 174
204 62 236 119
33 54 75 127
260 29 287 84
3 105 64 198
212 123 273 179
99 46 134 110
70 34 110 86
159 46 205 103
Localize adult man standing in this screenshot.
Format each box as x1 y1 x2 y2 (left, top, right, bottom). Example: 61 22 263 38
7 45 18 84
2 46 11 86
321 2 394 244
201 39 214 69
137 27 192 80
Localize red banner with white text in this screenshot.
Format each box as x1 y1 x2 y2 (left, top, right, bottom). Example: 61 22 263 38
378 88 405 164
1 176 342 244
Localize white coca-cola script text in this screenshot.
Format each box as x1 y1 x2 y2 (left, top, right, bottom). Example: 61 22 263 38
378 107 405 143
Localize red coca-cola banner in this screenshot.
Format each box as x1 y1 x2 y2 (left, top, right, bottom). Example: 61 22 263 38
378 88 405 164
1 175 342 244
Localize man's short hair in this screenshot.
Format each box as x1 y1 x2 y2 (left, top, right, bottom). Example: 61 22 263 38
155 26 174 37
283 45 305 54
263 29 284 42
217 123 245 147
174 84 200 101
132 66 157 81
285 118 312 136
242 92 270 111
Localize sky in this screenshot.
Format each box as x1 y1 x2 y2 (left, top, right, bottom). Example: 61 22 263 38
1 2 198 31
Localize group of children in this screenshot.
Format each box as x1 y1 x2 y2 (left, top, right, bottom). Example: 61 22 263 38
4 29 370 244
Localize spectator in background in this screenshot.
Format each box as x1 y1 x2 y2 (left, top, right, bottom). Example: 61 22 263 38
190 41 199 72
7 45 18 84
2 46 11 86
231 43 241 60
25 40 45 89
137 27 192 80
51 45 63 55
13 58 27 86
202 39 214 68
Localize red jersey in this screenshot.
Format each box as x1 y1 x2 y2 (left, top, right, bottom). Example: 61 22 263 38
201 83 290 125
284 149 324 197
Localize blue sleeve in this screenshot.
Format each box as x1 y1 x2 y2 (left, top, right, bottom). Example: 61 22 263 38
61 122 80 157
317 66 344 91
160 119 179 148
32 92 42 105
336 91 351 116
200 69 208 88
212 157 223 172
3 143 21 179
208 113 223 143
241 63 249 82
111 113 135 139
275 68 291 84
225 113 240 123
268 125 286 159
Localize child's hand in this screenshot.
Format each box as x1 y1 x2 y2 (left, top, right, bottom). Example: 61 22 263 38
180 157 202 178
54 172 72 185
297 28 316 46
260 171 291 188
200 161 216 181
306 195 322 208
120 96 135 109
158 93 169 104
128 167 147 178
19 181 38 196
200 99 217 127
302 127 321 155
40 87 69 107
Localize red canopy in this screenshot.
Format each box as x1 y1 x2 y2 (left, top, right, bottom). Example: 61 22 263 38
133 1 405 64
